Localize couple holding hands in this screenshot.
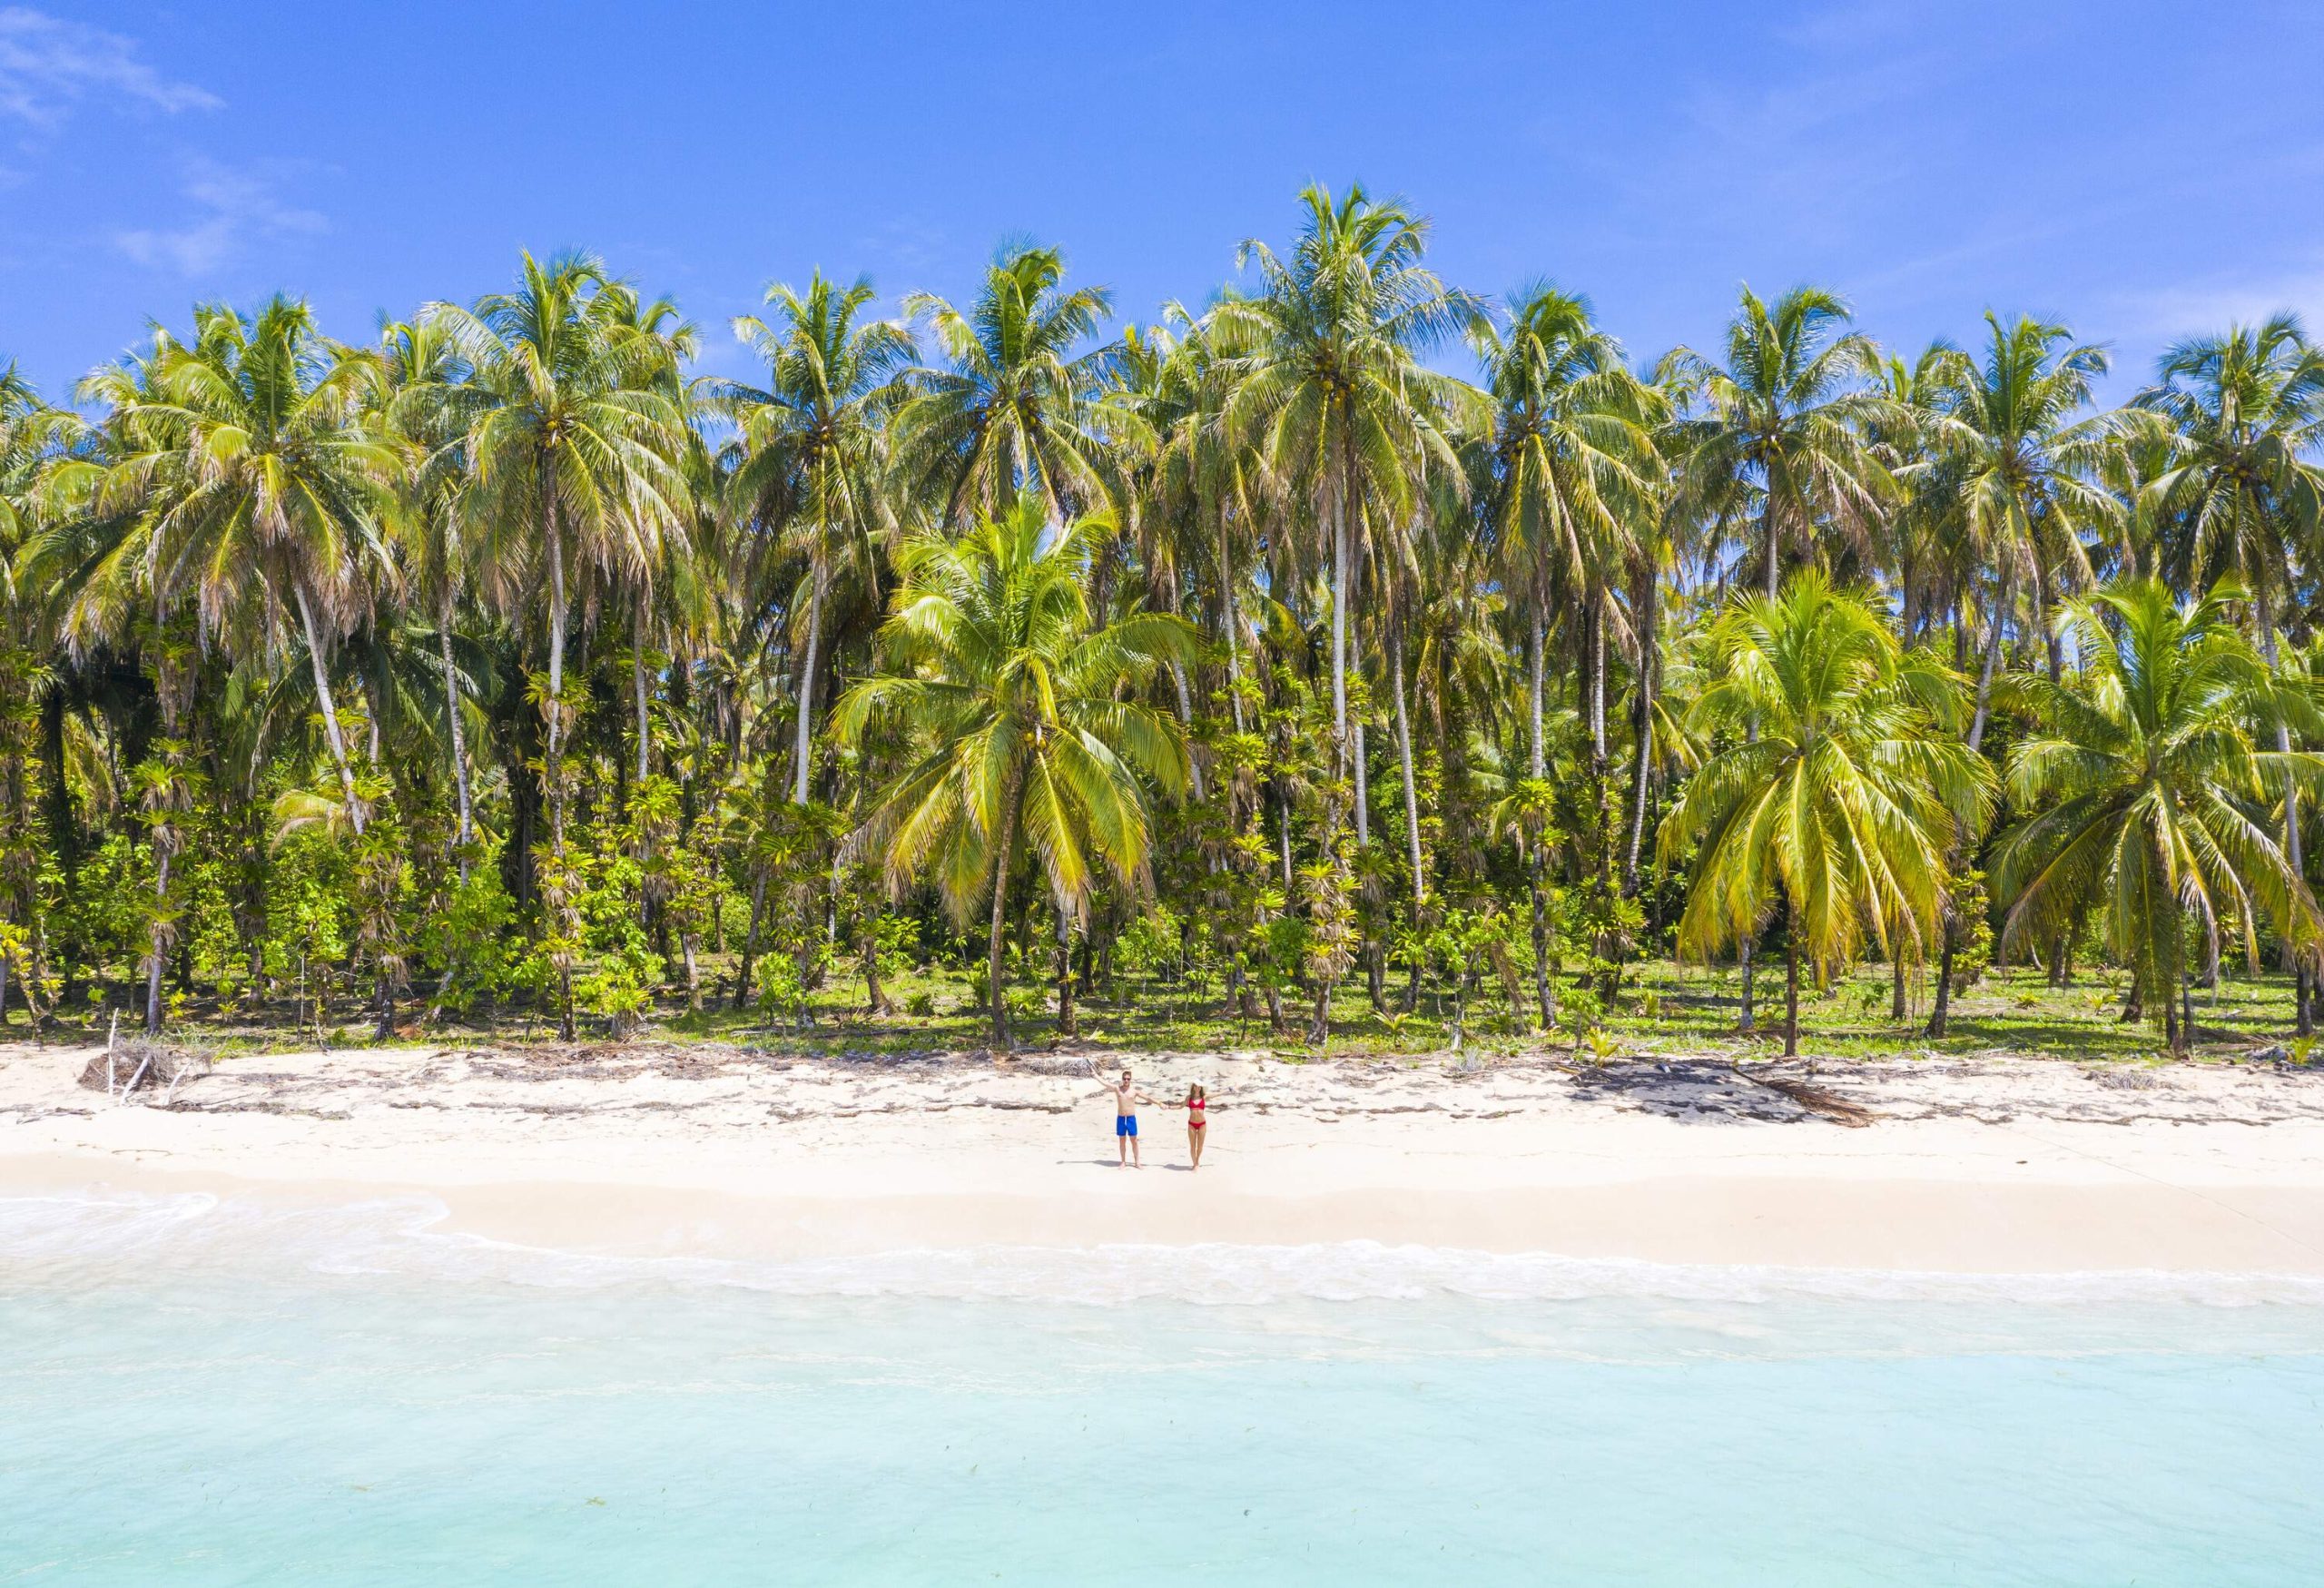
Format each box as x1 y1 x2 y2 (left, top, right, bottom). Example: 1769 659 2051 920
1090 1066 1225 1169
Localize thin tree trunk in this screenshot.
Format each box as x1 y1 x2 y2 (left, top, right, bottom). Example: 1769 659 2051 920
1218 508 1248 736
1054 903 1076 1037
1763 486 1780 602
1935 573 2007 1041
634 587 652 785
1783 907 1800 1058
633 587 655 932
1278 788 1294 891
438 587 473 880
1168 659 1205 801
1393 627 1423 911
545 501 573 1041
859 905 890 1015
1331 480 1350 772
734 863 767 1011
1587 600 1608 776
1528 613 1546 779
1927 935 1955 1039
294 584 365 836
1967 570 2008 756
144 848 168 1036
2035 567 2063 684
2261 610 2311 1035
1353 721 1369 846
793 558 828 804
987 774 1025 1047
1527 847 1552 1036
1623 570 1657 895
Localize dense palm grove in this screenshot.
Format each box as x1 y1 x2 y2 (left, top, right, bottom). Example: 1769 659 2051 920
2 183 2321 1059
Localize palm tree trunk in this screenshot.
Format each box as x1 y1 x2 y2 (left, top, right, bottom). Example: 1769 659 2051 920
1278 787 1294 891
2260 609 2311 1034
1393 627 1424 912
1353 722 1369 846
2034 567 2063 684
1623 570 1658 895
1528 613 1546 778
437 587 473 881
1763 488 1780 603
545 499 574 1041
1934 572 2009 1041
1218 508 1248 736
293 584 365 836
1783 904 1801 1058
1054 903 1076 1037
144 849 168 1036
1967 569 2009 755
734 863 767 1011
793 557 828 804
546 507 566 824
1588 600 1608 777
1168 658 1205 802
1927 933 1955 1039
1528 846 1552 1036
987 772 1026 1048
633 587 652 785
1328 466 1351 774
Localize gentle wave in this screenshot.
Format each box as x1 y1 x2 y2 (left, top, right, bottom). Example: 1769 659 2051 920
8 1188 2324 1314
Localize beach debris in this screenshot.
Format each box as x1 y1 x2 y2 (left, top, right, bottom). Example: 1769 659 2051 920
1738 1066 1878 1128
77 1040 209 1101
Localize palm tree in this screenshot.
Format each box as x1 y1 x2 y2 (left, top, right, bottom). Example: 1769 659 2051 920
2134 316 2324 625
1217 183 1485 775
378 315 485 873
426 252 689 1035
78 298 399 836
1473 285 1660 781
894 242 1118 526
831 495 1197 1045
599 283 702 787
0 361 47 548
1669 285 1895 602
1661 572 1993 1055
719 271 913 802
0 362 58 1030
2132 316 2324 1027
1924 313 2121 745
1991 578 2324 1053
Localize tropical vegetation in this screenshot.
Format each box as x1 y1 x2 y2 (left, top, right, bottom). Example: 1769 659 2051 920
5 185 2323 1060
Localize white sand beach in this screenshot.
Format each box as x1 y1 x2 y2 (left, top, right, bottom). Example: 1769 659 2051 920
5 1039 2324 1276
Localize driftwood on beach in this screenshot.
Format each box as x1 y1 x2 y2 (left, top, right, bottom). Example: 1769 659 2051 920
76 1039 209 1101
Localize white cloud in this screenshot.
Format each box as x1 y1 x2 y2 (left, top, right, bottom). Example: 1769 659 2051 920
0 7 218 128
115 157 325 275
2111 266 2324 343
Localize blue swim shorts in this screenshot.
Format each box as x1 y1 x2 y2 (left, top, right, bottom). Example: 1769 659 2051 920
1116 1114 1138 1138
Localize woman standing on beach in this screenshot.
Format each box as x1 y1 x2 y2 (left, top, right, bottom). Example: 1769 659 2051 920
1176 1083 1223 1170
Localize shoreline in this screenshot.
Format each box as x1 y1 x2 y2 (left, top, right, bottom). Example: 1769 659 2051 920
7 1040 2324 1277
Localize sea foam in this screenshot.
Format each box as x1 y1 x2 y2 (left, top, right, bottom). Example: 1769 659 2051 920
7 1187 2324 1317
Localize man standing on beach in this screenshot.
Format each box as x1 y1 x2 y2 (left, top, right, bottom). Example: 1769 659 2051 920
1093 1067 1151 1168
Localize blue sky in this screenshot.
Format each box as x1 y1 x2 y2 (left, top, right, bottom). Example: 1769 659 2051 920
3 1 2319 402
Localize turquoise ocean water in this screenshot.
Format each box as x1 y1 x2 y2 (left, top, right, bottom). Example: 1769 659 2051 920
3 1190 2321 1584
